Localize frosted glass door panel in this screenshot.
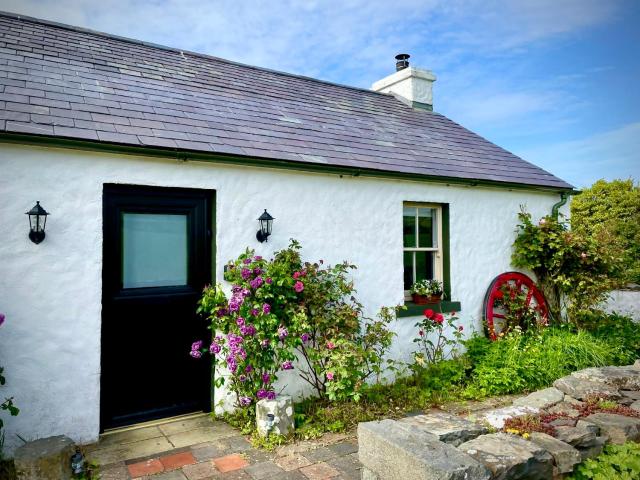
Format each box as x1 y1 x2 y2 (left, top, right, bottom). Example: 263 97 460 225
122 213 188 288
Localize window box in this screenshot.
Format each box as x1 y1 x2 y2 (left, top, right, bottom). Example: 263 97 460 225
398 300 462 318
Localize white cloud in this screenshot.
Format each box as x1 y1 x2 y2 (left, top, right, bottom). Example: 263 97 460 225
517 123 640 188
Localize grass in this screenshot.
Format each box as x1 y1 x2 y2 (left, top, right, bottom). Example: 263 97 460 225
222 316 640 448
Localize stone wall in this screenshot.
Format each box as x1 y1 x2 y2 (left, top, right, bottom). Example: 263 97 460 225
359 361 640 479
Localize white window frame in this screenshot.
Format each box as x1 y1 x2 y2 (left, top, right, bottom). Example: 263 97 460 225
403 202 443 300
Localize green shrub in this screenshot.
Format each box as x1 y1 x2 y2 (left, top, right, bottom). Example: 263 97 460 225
569 441 640 479
577 311 640 364
463 327 618 397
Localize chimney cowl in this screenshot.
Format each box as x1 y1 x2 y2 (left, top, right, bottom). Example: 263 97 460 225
395 53 410 71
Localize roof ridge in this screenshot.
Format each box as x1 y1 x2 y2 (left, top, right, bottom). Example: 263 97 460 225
0 10 392 99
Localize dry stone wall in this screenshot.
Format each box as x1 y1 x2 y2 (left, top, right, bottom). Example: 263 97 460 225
359 360 640 479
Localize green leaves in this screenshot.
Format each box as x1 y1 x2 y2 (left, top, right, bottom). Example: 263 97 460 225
569 441 640 479
511 207 625 322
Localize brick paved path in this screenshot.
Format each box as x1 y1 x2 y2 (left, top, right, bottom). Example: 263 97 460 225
86 414 361 480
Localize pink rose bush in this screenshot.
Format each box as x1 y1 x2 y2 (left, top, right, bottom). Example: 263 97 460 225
192 240 398 407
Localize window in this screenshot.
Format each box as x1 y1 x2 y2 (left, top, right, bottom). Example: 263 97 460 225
403 203 443 298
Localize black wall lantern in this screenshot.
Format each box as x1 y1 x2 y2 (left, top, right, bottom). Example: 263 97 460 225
26 201 49 244
256 209 274 243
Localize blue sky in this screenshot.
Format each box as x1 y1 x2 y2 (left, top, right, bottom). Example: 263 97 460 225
1 0 638 187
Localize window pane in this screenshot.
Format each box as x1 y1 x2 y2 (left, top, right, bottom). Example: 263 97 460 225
122 213 188 288
415 251 435 282
403 251 414 290
403 207 416 248
418 208 437 248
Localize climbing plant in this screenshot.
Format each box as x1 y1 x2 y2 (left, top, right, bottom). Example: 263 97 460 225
511 209 625 322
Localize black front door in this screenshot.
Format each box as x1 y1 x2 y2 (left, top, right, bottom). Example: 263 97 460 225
101 184 213 430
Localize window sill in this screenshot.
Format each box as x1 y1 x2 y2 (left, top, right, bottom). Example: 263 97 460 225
398 300 462 318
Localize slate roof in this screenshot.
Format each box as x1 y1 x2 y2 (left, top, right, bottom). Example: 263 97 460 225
0 12 572 190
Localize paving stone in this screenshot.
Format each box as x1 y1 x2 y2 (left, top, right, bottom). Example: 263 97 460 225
529 432 581 474
244 461 285 479
585 413 640 444
149 470 188 480
225 436 254 452
399 412 487 446
98 464 130 480
159 416 222 436
191 443 228 462
128 458 164 477
302 446 337 463
299 462 341 480
92 437 176 464
160 451 196 471
458 433 553 480
181 460 218 480
327 453 362 479
213 454 249 473
473 405 539 429
13 435 76 480
243 448 274 463
169 426 237 448
571 366 640 390
512 387 564 410
218 471 251 480
326 442 357 457
268 471 307 480
97 426 165 448
553 375 621 401
274 455 312 471
359 419 490 480
554 426 597 448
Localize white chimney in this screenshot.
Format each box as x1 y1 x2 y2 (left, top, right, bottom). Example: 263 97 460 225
371 54 436 111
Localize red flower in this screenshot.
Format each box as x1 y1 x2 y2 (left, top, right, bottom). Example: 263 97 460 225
419 330 424 336
458 325 464 331
423 309 435 319
434 313 444 324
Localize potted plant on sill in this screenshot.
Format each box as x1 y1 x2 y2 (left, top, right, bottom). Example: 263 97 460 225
410 279 444 305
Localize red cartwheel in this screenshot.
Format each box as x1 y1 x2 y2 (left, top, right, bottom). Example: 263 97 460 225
483 272 549 340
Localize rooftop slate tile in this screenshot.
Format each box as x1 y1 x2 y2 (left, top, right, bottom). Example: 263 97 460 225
0 12 572 189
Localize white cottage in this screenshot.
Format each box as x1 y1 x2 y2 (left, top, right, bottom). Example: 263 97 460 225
0 12 573 452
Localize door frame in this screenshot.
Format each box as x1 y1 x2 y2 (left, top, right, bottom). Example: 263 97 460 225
100 183 215 431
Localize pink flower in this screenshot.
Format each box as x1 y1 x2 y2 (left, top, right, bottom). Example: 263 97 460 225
326 341 335 350
262 373 270 384
326 372 334 381
262 303 271 314
293 271 301 279
539 218 547 225
581 252 587 259
282 361 294 370
294 281 304 293
419 330 424 337
190 350 202 359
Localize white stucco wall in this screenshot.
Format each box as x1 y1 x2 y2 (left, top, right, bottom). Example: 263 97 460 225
604 289 640 321
0 143 567 453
